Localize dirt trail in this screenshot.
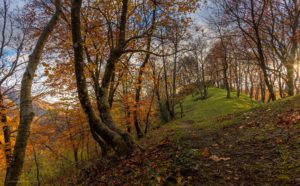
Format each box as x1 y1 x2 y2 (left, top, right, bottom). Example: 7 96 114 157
80 97 300 186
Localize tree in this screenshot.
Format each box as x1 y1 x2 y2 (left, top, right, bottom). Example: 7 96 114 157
0 0 25 167
265 0 300 96
132 0 157 139
5 0 61 185
71 0 133 157
220 0 276 101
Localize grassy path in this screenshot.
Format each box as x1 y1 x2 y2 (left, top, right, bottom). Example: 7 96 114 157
82 88 300 185
161 88 300 185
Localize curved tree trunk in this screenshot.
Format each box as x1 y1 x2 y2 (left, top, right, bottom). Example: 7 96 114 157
4 1 61 185
71 0 132 157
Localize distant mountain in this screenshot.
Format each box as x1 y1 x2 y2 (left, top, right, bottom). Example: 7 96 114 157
2 88 54 117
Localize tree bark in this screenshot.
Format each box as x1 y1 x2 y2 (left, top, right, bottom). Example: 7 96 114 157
286 63 294 96
132 4 156 138
71 0 132 157
4 1 61 185
171 32 178 118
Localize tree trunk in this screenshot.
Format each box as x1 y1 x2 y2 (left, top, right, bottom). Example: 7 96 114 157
71 0 132 157
161 38 173 120
144 90 155 134
152 66 166 122
260 82 266 103
125 104 131 133
5 1 61 185
31 140 40 186
286 63 294 96
234 60 240 98
108 66 116 108
201 63 208 98
254 26 276 101
132 3 156 138
278 72 284 98
223 59 231 99
171 37 178 118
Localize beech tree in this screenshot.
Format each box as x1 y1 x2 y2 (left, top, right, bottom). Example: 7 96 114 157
71 0 134 156
0 0 25 167
265 0 300 96
5 0 61 185
217 0 276 101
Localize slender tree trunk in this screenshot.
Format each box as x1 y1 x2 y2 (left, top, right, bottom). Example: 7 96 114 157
126 104 131 133
31 140 40 186
286 63 294 96
153 68 166 122
249 71 254 99
223 59 231 99
171 37 178 118
260 81 266 103
234 60 240 98
201 63 208 98
5 2 61 185
144 90 155 134
161 39 172 120
255 27 276 101
132 3 156 138
278 72 284 98
295 67 300 94
245 66 249 95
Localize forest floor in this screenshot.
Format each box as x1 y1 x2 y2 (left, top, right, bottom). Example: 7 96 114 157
81 88 300 186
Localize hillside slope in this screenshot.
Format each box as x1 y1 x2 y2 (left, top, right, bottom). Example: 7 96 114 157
80 88 300 185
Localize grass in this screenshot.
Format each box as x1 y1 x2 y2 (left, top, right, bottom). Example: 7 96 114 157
159 88 300 185
171 88 258 131
52 87 299 185
141 88 258 148
91 87 300 185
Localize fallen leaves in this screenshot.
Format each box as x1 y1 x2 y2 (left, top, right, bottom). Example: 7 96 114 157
201 147 210 158
277 109 300 128
209 155 231 162
201 147 231 162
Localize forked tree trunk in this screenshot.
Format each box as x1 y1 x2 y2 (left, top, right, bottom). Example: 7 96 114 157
71 0 132 157
5 1 61 185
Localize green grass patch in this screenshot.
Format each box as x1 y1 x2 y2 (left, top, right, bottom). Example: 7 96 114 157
172 88 258 130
